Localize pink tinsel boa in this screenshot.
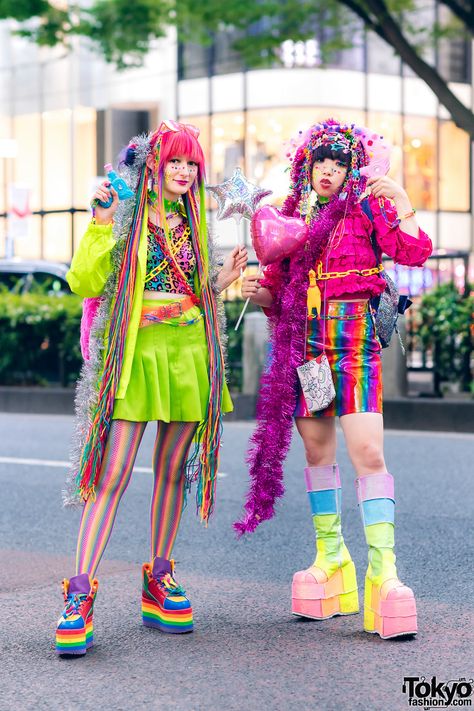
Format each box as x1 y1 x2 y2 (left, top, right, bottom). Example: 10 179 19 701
234 138 364 535
80 297 101 361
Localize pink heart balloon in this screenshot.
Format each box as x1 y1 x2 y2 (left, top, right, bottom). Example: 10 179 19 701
251 205 309 266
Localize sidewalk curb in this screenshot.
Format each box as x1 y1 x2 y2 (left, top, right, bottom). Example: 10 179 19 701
0 386 472 432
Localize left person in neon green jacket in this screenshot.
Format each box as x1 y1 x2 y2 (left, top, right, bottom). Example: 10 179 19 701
55 120 248 656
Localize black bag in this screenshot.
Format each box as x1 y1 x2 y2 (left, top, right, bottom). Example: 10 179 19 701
361 198 412 349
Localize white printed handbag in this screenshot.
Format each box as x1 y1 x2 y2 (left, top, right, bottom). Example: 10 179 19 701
297 353 336 413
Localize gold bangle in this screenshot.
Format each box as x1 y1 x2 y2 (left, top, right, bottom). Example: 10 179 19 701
398 208 416 221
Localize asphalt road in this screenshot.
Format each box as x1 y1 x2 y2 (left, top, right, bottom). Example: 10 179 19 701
0 413 473 711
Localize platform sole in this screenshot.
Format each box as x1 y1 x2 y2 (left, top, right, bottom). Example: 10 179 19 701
364 578 417 639
56 619 93 655
292 561 359 620
142 597 193 634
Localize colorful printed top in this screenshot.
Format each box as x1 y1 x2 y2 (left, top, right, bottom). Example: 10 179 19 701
262 194 432 300
145 219 196 293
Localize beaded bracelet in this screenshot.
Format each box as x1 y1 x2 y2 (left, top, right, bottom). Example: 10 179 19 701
398 208 416 221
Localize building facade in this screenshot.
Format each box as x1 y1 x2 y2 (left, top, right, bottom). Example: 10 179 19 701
0 8 472 264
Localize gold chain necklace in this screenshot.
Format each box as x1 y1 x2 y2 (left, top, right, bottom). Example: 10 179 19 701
144 225 191 284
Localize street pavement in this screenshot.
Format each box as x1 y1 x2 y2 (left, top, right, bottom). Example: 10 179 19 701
0 412 473 711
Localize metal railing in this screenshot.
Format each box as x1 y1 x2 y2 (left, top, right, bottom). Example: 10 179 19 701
222 251 472 395
389 251 471 394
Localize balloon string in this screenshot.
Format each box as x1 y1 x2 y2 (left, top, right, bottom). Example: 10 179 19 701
234 297 250 332
234 264 261 332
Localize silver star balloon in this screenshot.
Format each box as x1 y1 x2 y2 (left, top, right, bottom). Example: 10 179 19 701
207 167 272 223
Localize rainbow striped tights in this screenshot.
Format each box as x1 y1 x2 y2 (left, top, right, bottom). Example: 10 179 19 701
75 419 197 577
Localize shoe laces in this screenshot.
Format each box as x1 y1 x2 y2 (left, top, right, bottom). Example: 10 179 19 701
157 572 186 597
63 592 87 618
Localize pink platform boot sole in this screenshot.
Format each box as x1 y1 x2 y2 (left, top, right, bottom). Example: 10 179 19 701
364 578 417 639
292 561 359 620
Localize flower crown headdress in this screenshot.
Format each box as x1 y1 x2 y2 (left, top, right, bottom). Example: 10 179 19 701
286 119 391 215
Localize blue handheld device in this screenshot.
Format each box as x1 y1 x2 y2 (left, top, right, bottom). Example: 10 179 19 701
98 163 134 208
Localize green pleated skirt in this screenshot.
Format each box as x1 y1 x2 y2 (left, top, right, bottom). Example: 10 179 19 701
113 297 233 422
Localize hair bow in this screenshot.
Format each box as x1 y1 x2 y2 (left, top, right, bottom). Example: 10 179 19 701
157 119 200 138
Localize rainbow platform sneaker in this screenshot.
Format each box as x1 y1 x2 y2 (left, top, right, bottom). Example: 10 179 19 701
56 574 98 656
142 556 193 634
292 465 359 620
356 472 417 639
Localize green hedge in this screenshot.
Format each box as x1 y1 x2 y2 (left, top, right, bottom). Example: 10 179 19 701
0 293 83 386
2 288 471 395
0 293 252 389
417 283 473 394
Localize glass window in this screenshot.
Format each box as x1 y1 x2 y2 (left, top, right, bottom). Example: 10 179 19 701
325 16 365 72
367 112 403 184
211 112 245 184
13 215 42 260
403 116 437 211
178 115 211 167
178 42 211 80
367 32 401 75
43 212 73 263
213 29 246 75
246 107 365 204
0 112 12 214
0 216 5 257
438 37 470 83
42 109 72 210
438 5 471 83
73 212 93 255
73 107 96 208
439 121 470 212
13 113 42 212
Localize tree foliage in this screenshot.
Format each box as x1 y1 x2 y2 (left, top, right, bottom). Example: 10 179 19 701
1 0 474 136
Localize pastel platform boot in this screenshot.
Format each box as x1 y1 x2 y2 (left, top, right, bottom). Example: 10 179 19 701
56 574 99 655
356 472 417 639
142 556 193 633
292 464 359 620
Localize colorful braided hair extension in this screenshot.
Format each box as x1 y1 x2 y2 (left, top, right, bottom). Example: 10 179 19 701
75 165 149 501
146 125 225 523
118 124 224 523
184 181 225 523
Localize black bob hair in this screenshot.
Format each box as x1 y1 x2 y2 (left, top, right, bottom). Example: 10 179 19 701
311 144 351 168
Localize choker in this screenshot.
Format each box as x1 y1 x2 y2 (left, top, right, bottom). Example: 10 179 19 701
147 190 182 216
164 198 181 214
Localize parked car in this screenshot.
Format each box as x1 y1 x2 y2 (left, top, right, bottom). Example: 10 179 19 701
0 258 71 294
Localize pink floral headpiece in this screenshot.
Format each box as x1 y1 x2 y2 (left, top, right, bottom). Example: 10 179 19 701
287 119 391 209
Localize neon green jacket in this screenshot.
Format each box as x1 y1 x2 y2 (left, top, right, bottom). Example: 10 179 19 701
66 209 150 400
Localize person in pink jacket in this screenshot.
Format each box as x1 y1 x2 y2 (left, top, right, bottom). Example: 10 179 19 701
238 119 432 639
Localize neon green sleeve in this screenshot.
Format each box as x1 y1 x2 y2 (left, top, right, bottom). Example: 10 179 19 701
66 222 115 297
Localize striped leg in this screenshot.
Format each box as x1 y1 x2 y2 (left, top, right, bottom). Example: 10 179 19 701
149 421 198 560
356 472 417 639
292 464 359 620
75 420 146 578
143 422 197 633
